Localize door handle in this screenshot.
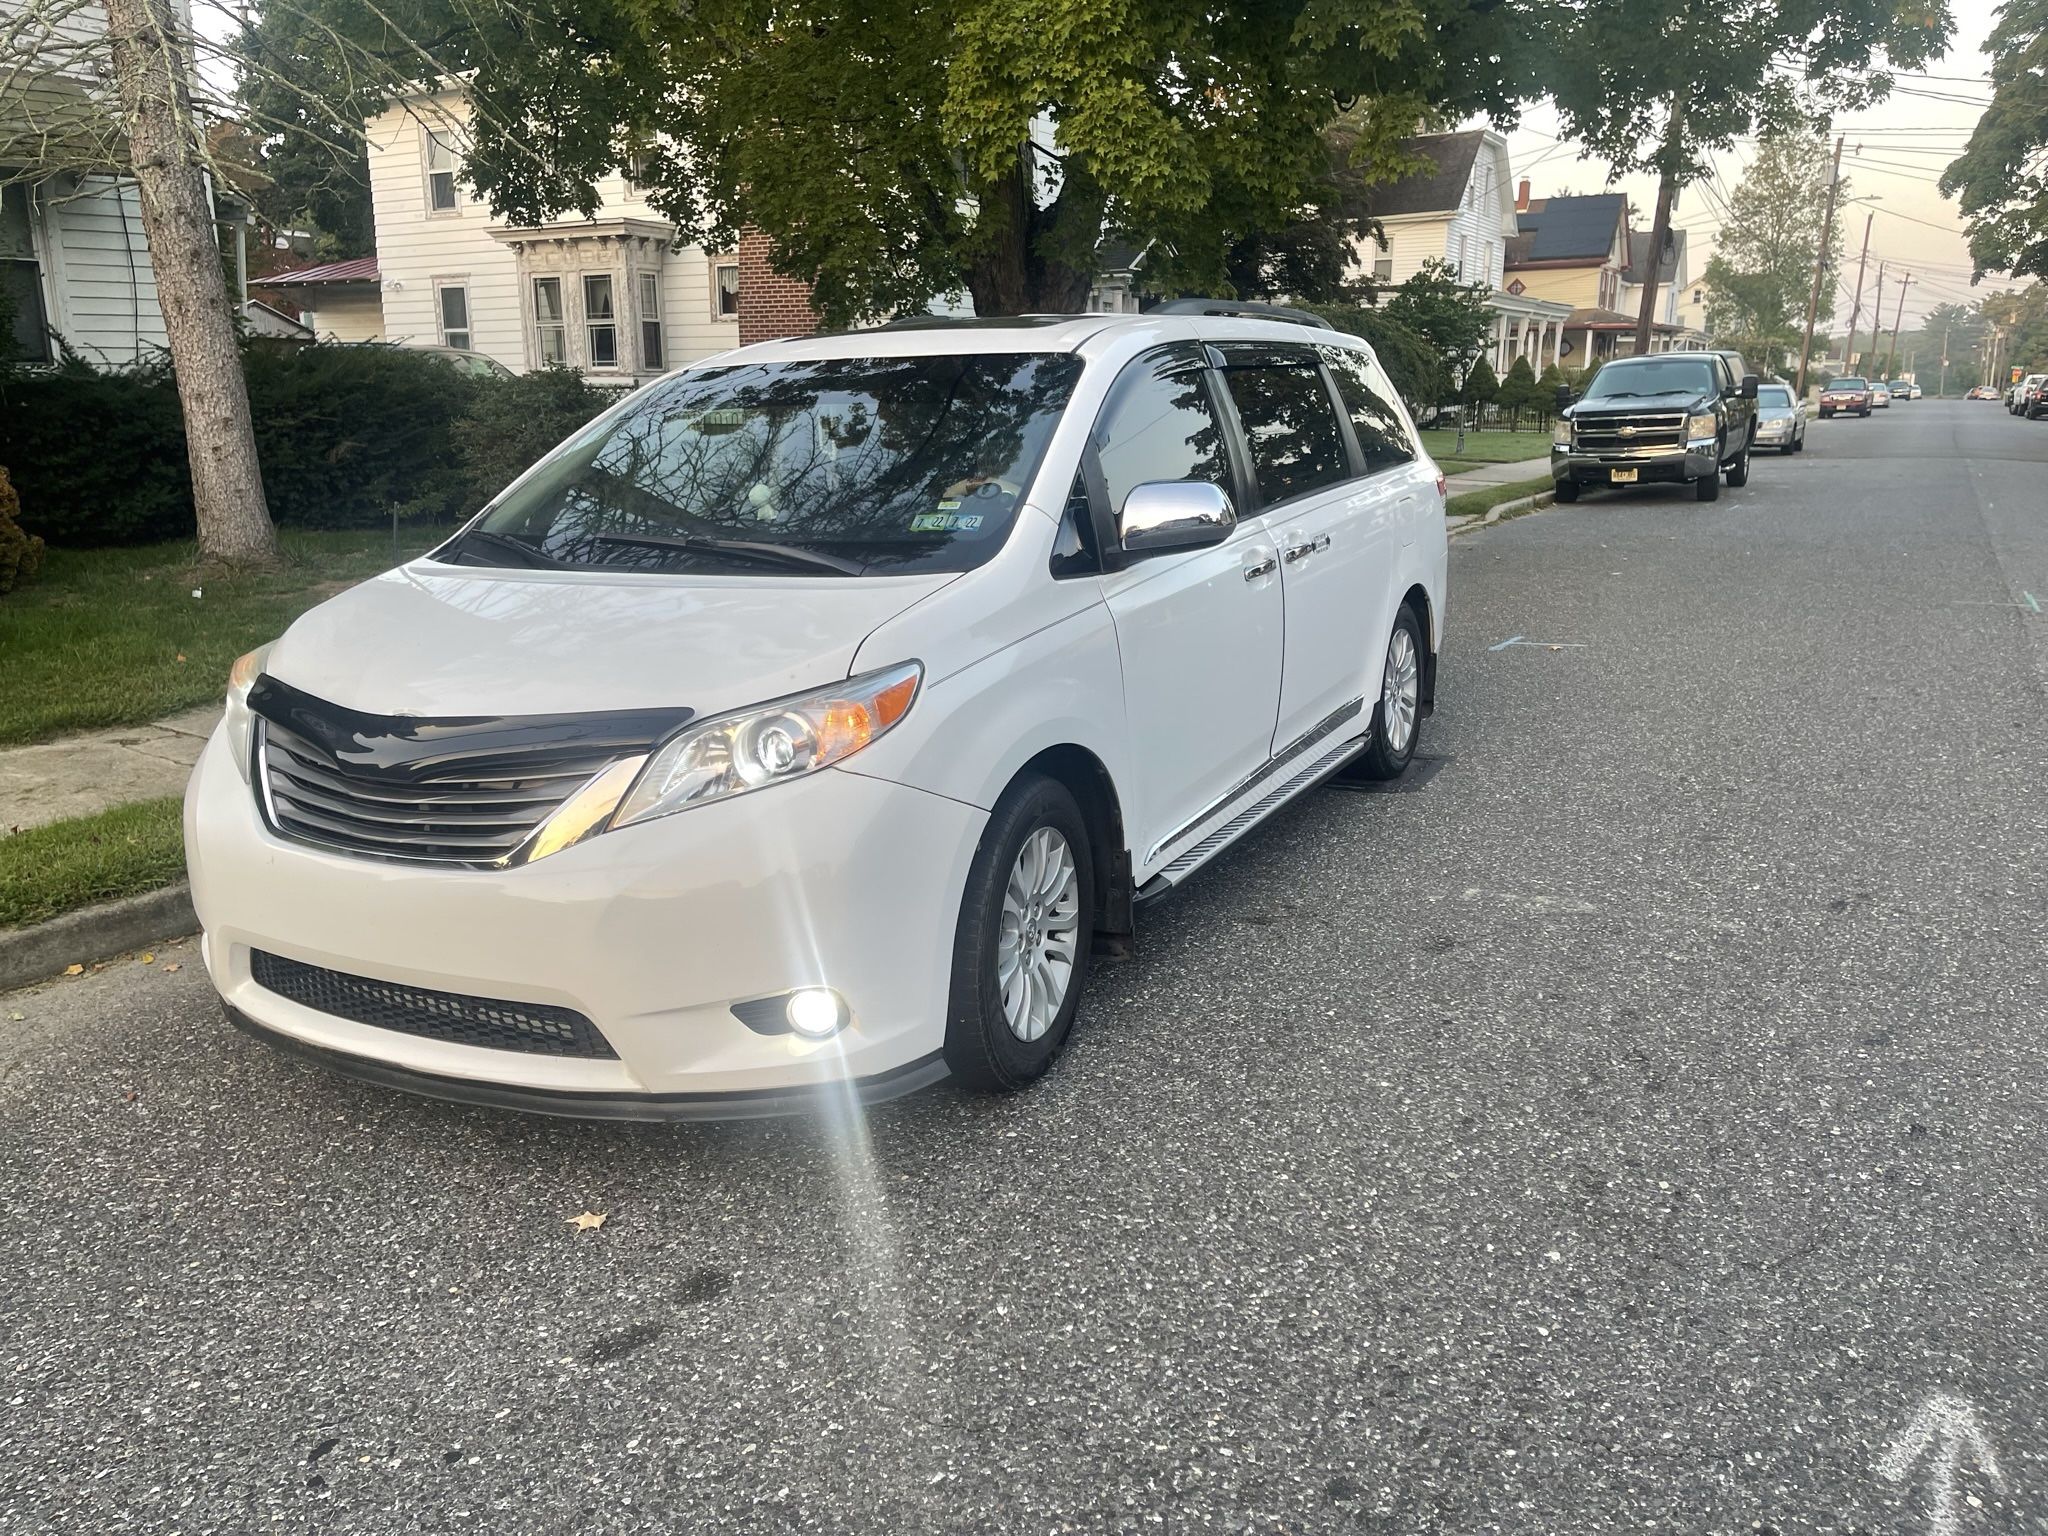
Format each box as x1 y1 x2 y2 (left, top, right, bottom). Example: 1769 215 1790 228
1283 534 1332 563
1242 554 1277 581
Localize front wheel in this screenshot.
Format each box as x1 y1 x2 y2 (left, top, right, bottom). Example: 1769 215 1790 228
1348 606 1424 782
1694 464 1721 501
1725 443 1751 487
943 775 1097 1092
1554 478 1581 503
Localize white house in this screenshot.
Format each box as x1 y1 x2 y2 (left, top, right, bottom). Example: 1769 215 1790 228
283 89 744 382
1349 130 1573 376
0 0 172 366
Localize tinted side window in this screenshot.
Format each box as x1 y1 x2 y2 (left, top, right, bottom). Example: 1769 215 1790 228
1320 346 1416 474
1093 352 1230 514
1215 347 1349 505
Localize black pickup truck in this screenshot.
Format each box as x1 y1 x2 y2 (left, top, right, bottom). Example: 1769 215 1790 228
1551 351 1760 503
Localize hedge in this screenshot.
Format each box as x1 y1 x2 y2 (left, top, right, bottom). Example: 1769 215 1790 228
0 344 615 547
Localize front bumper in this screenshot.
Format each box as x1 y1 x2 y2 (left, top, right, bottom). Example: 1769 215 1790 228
1550 445 1717 486
1754 420 1794 444
185 727 986 1115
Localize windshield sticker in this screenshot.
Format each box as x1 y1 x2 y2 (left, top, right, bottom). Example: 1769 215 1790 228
910 511 985 533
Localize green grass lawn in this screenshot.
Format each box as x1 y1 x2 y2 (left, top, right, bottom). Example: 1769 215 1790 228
1418 428 1552 465
0 528 439 747
1446 474 1554 523
0 797 186 928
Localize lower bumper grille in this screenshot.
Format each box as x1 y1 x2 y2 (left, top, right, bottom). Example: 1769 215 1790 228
250 949 616 1059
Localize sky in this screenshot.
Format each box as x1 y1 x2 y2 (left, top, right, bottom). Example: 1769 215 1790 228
1471 0 2004 337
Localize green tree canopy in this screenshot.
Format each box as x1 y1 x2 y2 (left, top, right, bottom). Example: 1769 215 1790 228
1701 128 1846 374
1940 0 2048 279
1383 259 1494 384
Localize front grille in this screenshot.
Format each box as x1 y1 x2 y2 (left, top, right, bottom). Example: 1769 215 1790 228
1573 410 1689 453
258 720 619 867
250 949 616 1058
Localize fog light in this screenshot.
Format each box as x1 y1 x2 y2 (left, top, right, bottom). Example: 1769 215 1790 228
785 988 847 1039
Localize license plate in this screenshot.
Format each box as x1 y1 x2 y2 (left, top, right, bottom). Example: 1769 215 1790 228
1609 468 1638 484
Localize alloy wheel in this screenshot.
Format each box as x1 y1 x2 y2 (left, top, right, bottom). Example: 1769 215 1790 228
1382 625 1420 756
996 827 1081 1042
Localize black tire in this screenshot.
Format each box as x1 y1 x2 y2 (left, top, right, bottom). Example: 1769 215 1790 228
942 773 1097 1092
1860 408 1871 418
1725 443 1751 487
1694 465 1721 501
1554 478 1581 503
1348 604 1425 782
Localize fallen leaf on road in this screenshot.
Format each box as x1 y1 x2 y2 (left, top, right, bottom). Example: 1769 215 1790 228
63 964 83 976
139 952 155 965
163 963 182 973
7 1011 23 1022
566 1211 607 1232
121 1089 138 1104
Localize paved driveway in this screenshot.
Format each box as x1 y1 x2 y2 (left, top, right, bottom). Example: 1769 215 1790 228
4 400 2045 1534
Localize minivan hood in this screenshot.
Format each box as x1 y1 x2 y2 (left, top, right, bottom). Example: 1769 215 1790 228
266 562 956 720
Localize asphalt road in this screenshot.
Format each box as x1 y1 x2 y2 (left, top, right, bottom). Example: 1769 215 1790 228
4 399 2045 1535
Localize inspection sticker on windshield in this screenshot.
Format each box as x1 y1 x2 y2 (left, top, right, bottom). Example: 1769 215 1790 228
910 511 984 532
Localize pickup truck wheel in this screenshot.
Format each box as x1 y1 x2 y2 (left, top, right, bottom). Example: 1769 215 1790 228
1554 478 1581 503
943 774 1096 1092
1694 461 1721 501
1347 605 1424 782
1725 443 1751 487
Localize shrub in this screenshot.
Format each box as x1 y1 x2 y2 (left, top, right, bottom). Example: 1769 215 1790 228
1461 357 1500 410
244 342 476 528
0 465 46 594
0 359 194 544
1497 355 1542 429
450 366 615 515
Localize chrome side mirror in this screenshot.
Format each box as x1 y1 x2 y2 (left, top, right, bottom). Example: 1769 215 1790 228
1119 480 1236 558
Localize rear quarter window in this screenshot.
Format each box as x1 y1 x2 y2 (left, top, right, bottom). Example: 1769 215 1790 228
1319 346 1417 474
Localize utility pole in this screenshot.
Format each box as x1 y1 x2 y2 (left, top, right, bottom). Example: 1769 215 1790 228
1866 265 1886 372
1938 324 1949 397
1843 210 1875 370
1633 90 1687 357
1885 273 1911 378
1797 136 1845 398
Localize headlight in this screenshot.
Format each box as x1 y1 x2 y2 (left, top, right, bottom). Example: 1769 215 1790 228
609 661 922 830
223 643 273 783
1551 418 1572 449
1686 412 1718 442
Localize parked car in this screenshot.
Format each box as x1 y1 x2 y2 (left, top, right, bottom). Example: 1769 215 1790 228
1550 351 1759 503
1871 383 1892 408
1967 386 2000 400
2016 374 2048 418
1753 383 1806 453
1819 377 1873 418
186 304 1448 1116
1889 378 1919 402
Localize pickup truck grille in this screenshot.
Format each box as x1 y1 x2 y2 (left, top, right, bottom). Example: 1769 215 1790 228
257 720 619 867
1573 411 1689 453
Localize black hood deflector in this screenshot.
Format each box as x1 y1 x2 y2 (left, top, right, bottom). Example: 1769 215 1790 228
248 675 693 783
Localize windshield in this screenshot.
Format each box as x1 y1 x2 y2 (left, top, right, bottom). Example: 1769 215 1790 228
1581 358 1718 400
441 352 1084 576
1759 386 1794 408
1832 378 1868 390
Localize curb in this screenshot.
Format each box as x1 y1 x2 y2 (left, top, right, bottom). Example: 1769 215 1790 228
1448 490 1555 540
0 882 198 993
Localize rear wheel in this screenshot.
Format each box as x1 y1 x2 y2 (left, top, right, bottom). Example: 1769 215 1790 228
943 775 1096 1092
1348 605 1424 782
1554 478 1581 503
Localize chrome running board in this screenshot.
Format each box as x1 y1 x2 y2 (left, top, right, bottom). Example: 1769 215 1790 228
1136 726 1370 901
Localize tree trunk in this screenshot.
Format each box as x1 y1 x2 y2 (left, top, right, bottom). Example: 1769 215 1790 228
105 0 276 567
1633 94 1686 357
965 146 1101 316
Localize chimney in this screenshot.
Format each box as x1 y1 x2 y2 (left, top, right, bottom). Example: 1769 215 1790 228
1516 179 1530 212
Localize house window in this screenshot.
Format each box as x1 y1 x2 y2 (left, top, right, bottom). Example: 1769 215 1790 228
713 261 740 319
1370 236 1392 283
425 129 460 212
638 271 664 371
533 277 567 365
0 184 50 364
622 150 651 195
435 281 471 350
583 274 618 368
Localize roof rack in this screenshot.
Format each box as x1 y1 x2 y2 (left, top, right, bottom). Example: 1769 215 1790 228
1148 298 1334 331
874 313 1088 331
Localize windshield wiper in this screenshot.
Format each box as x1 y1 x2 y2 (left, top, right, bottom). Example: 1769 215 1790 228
445 528 560 569
591 531 865 576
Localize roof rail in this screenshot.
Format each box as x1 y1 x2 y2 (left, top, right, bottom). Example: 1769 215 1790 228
873 313 1086 331
1149 298 1335 331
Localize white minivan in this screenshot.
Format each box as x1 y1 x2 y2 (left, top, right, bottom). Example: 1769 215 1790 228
185 303 1448 1118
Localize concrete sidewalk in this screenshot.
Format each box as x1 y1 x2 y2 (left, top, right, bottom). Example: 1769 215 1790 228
1442 455 1552 495
0 706 219 832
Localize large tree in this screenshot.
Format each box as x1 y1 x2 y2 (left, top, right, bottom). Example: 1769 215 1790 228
1940 0 2048 280
1538 0 1954 354
1700 128 1847 374
243 0 1539 323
